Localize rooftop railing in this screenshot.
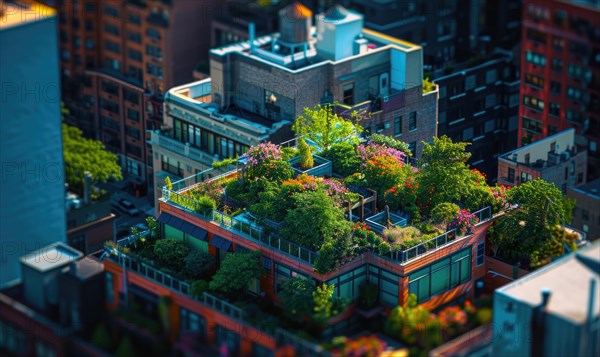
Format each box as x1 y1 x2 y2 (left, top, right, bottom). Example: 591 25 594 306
380 206 493 263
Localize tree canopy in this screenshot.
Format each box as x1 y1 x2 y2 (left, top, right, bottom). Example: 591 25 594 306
293 105 362 149
63 123 121 189
209 252 262 296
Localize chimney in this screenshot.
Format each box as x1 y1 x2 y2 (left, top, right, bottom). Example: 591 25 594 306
83 171 92 204
541 288 552 307
249 23 256 53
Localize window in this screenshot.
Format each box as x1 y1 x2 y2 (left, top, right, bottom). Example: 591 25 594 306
127 108 140 122
523 95 544 111
326 266 367 301
100 98 119 114
526 28 547 43
128 48 142 62
582 209 589 221
525 73 545 88
567 64 583 80
86 38 94 50
146 44 163 60
128 31 141 43
104 5 119 18
525 51 546 66
521 171 532 183
552 36 564 51
126 125 140 140
409 112 417 131
104 23 120 36
147 28 161 40
124 89 139 103
394 116 402 135
551 58 563 72
35 340 56 357
577 172 584 184
486 69 497 84
105 40 120 54
476 242 485 266
567 86 582 101
465 75 476 91
549 103 561 117
507 168 515 183
274 264 311 294
343 83 354 105
462 127 473 141
146 63 163 79
128 13 141 25
368 266 400 307
180 308 206 337
525 153 530 164
409 248 472 303
485 94 496 108
126 143 142 159
550 81 561 94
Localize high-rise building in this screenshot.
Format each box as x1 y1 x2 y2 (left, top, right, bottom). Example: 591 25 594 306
435 49 521 182
42 0 224 197
519 0 600 179
0 1 66 288
150 4 438 202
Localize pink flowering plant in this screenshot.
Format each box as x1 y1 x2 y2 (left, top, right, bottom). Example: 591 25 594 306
448 209 478 235
490 184 509 213
356 143 407 167
241 142 292 183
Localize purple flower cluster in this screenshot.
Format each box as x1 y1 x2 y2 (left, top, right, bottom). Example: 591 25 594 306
242 142 282 167
356 143 407 167
321 177 349 198
449 209 479 235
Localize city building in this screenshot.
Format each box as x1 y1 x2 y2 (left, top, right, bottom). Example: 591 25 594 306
493 243 600 357
342 0 521 69
44 0 224 196
568 178 600 240
150 3 438 202
497 128 587 192
519 0 600 179
0 1 66 288
0 243 106 356
66 176 116 255
435 48 520 182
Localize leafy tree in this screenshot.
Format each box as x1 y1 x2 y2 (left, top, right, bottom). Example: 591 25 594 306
506 179 570 240
62 123 122 191
280 190 351 250
184 250 215 279
190 280 209 298
209 252 261 296
313 283 335 326
195 195 216 216
321 141 360 177
279 277 315 322
293 105 362 149
431 203 460 227
298 138 314 170
146 216 159 238
364 155 411 205
153 239 191 272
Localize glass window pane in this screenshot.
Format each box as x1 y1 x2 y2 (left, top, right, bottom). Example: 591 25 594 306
431 266 450 295
409 268 429 281
339 281 353 299
431 258 450 271
164 224 184 241
353 275 366 300
381 279 397 295
381 270 398 281
418 275 430 302
460 258 471 282
381 292 397 307
451 262 460 287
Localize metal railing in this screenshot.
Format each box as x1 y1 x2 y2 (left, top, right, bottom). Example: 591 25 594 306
212 209 319 265
274 328 329 356
382 206 493 263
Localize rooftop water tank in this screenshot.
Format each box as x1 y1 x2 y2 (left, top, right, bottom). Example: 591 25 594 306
279 2 312 44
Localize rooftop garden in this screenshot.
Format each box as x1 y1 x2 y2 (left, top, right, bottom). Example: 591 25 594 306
161 106 511 273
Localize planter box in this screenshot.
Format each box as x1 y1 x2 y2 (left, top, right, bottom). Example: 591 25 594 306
288 155 332 177
365 211 408 233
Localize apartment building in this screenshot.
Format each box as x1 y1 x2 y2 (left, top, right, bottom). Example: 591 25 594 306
435 49 520 182
493 243 600 357
150 3 438 202
498 129 587 192
45 0 223 194
0 1 66 288
519 0 600 179
568 178 600 241
342 0 521 69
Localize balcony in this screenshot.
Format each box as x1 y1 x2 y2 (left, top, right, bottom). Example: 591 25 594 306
148 131 219 167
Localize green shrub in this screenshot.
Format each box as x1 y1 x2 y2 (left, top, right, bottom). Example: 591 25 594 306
184 251 215 279
190 280 209 298
165 176 173 191
90 323 112 351
153 239 191 272
281 147 299 160
298 138 314 170
377 241 391 255
115 336 136 357
210 252 261 296
344 172 367 187
212 157 237 169
431 203 460 226
368 133 411 156
476 308 493 325
383 226 421 244
322 142 360 176
195 195 216 216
